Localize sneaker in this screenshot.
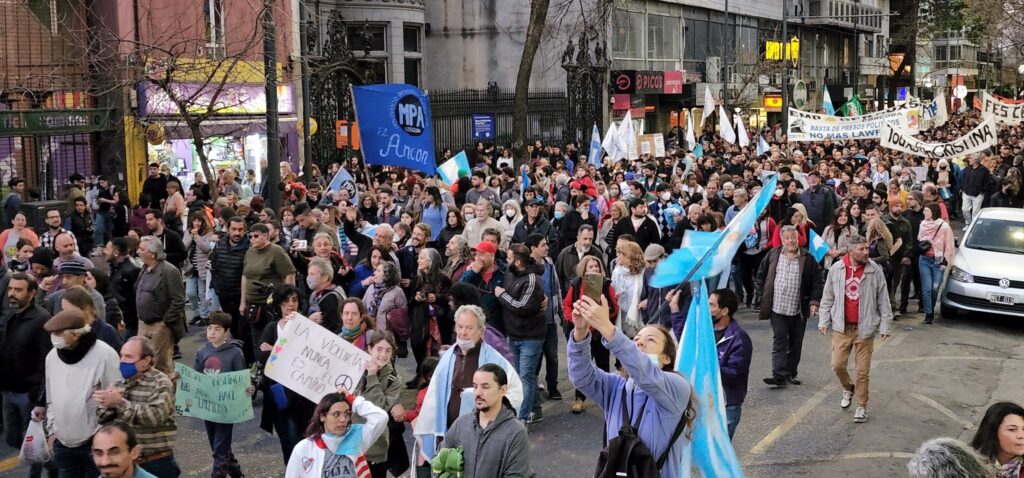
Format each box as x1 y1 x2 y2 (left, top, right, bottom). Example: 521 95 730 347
924 314 934 324
526 412 544 424
840 388 854 409
547 389 563 401
571 399 585 414
853 406 868 423
786 376 802 385
763 376 787 388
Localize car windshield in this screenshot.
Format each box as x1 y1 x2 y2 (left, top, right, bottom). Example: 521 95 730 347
964 218 1024 254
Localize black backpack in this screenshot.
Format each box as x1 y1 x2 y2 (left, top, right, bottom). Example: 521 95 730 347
594 386 688 478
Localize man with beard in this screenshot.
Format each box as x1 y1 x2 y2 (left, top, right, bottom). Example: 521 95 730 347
40 208 77 252
883 199 914 315
209 217 252 363
610 198 661 252
106 237 141 338
439 364 529 476
494 244 546 423
397 223 430 288
0 273 52 478
144 211 187 269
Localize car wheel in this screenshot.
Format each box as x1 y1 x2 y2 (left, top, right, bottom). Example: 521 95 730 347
940 303 959 320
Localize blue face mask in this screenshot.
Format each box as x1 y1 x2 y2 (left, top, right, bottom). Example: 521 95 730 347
119 361 138 380
554 211 565 220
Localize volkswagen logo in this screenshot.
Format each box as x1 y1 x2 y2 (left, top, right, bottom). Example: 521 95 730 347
999 278 1011 289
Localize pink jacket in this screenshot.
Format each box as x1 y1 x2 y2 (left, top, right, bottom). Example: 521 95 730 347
918 219 955 263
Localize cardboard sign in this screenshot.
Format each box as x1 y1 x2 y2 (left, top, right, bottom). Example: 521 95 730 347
264 315 371 404
174 363 254 424
636 133 667 158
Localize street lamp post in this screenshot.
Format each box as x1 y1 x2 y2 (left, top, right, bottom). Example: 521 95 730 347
1017 64 1024 98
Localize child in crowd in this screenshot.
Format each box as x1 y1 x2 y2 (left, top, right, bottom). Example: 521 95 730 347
194 312 253 478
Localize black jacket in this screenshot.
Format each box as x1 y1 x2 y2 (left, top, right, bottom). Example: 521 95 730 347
0 304 51 398
961 164 992 197
69 211 93 253
512 217 557 255
497 262 546 340
610 215 661 252
210 236 250 300
109 258 140 329
157 229 187 269
754 248 824 321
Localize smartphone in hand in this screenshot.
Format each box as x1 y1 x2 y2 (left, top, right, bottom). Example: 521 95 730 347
583 273 603 302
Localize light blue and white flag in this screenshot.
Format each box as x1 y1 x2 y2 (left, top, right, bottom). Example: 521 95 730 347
693 143 704 159
589 124 602 167
808 229 831 263
436 150 471 186
823 85 836 115
326 167 359 203
651 174 778 288
675 282 745 478
757 135 770 156
520 165 531 201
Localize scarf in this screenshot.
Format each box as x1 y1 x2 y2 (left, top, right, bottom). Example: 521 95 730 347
995 456 1023 478
56 332 98 365
341 323 367 342
367 285 391 317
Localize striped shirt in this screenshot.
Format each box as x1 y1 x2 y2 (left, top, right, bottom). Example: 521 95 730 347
98 368 177 458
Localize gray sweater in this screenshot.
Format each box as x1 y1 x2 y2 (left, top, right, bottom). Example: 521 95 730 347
441 405 530 477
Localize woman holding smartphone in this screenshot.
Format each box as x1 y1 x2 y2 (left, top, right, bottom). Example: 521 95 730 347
562 255 619 414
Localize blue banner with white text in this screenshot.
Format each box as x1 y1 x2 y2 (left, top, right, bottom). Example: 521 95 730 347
352 84 436 174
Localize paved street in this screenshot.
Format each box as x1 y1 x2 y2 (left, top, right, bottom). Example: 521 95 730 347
3 304 1023 477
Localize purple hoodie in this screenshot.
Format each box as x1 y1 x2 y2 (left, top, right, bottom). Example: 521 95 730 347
568 328 691 478
670 312 752 406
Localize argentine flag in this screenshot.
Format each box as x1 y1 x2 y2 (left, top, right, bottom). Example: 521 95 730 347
651 174 778 288
326 167 359 203
757 135 769 157
436 150 471 186
520 165 531 201
588 124 602 167
823 85 836 115
808 229 832 263
676 282 746 478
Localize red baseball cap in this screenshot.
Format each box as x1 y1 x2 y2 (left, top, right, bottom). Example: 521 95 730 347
474 241 498 254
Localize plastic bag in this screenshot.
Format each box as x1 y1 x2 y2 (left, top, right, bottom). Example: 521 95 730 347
19 420 52 464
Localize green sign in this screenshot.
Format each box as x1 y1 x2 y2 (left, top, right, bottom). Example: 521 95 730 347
174 363 254 424
0 108 113 135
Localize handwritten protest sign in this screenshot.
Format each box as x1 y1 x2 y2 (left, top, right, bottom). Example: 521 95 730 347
264 315 371 403
174 363 253 424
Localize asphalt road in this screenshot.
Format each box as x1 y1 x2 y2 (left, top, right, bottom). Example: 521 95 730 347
3 302 1023 477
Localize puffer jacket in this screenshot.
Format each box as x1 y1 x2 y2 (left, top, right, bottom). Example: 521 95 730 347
497 262 546 340
209 235 250 300
182 231 217 279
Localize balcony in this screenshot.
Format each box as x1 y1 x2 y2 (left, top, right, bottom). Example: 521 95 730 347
804 0 883 33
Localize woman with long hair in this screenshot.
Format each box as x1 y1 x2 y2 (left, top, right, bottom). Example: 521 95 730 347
865 216 894 284
183 210 217 325
848 202 865 234
568 295 696 478
908 437 996 478
970 402 1024 478
358 195 378 224
409 248 451 379
419 186 448 247
362 261 408 334
499 199 522 251
610 240 645 338
770 204 811 248
442 235 472 283
111 188 132 238
348 246 387 298
285 390 388 478
437 209 465 250
258 284 317 463
598 201 628 262
355 331 405 478
822 206 857 268
918 202 955 324
562 255 619 414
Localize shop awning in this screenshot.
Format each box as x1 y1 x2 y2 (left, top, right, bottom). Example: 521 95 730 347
150 115 298 140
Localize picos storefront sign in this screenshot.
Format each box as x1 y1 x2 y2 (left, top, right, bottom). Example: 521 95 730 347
613 70 679 95
0 108 113 135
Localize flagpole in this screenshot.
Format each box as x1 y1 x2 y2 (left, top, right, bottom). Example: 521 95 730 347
647 223 736 326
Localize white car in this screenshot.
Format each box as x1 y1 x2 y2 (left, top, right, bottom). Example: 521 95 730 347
941 207 1024 319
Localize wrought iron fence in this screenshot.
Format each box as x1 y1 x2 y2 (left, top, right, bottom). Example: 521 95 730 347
429 88 567 152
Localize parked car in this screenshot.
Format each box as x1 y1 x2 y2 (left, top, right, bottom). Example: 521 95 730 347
941 208 1024 319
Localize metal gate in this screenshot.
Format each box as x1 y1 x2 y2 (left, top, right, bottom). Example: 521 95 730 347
429 88 567 152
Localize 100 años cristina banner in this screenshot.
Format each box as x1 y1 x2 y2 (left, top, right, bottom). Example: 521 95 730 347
787 103 921 141
981 91 1024 125
881 117 997 159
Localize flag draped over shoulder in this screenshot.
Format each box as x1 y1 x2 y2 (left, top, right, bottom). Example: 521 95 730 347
675 282 746 478
651 174 778 288
412 343 523 459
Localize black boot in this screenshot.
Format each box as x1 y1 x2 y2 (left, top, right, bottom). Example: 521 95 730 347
924 314 934 324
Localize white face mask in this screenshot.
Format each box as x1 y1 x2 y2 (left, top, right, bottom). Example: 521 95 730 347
505 209 516 218
456 338 477 353
306 275 320 290
51 334 68 349
660 192 672 202
464 213 476 221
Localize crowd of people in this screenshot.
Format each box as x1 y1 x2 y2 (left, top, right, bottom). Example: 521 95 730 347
0 107 1021 478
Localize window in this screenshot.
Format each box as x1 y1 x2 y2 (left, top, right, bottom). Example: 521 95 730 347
403 25 421 53
949 45 961 61
205 0 225 58
612 10 644 59
404 58 420 86
647 15 681 63
684 19 708 60
346 24 387 52
364 60 387 84
934 45 947 61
